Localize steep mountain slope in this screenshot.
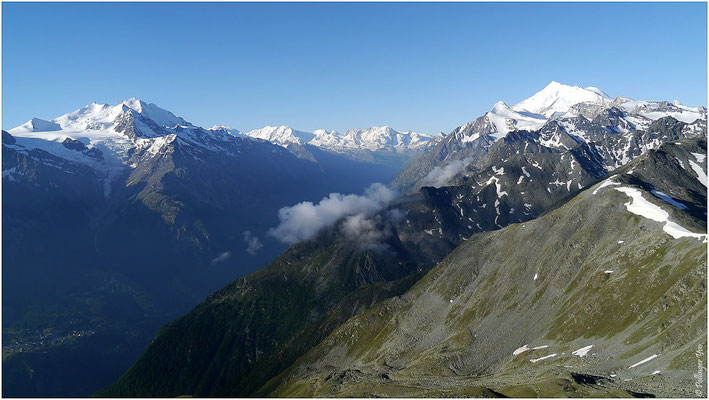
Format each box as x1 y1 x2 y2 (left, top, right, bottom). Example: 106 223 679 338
94 229 426 397
262 138 707 398
389 115 705 262
1 100 398 397
395 82 706 192
94 86 705 398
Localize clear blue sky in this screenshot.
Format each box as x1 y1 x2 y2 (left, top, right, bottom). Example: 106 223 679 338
3 2 707 134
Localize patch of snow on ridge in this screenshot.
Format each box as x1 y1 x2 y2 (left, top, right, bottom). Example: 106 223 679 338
592 178 620 194
615 187 706 241
688 159 707 187
628 354 658 369
486 102 547 140
530 353 557 363
572 345 593 357
10 118 61 132
513 345 530 356
691 152 706 163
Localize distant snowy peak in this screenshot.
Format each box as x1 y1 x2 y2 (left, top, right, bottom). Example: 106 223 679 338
337 126 433 151
512 81 612 118
456 102 546 144
209 125 243 137
9 99 193 138
5 98 253 179
453 81 706 146
244 125 434 153
11 118 61 133
244 126 315 145
119 98 191 129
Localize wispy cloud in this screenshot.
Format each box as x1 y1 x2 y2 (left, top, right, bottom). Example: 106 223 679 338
210 251 232 265
422 157 473 188
243 230 263 255
268 183 397 245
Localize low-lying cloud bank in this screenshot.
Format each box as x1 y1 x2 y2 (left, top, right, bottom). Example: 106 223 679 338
422 157 473 188
268 183 398 246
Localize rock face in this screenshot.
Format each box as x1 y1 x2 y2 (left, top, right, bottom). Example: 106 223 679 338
395 82 706 193
259 138 707 398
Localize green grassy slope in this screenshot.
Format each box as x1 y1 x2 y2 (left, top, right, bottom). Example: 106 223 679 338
263 139 707 398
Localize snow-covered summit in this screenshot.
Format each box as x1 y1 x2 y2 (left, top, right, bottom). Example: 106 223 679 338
243 125 435 153
244 126 316 145
209 124 243 137
10 98 194 140
512 81 612 118
5 99 251 195
11 118 62 133
452 81 706 146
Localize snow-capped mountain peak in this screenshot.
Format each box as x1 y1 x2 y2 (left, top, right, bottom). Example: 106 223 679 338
244 125 316 145
117 98 190 129
512 81 612 118
209 125 243 137
448 81 706 153
12 118 62 133
243 125 435 153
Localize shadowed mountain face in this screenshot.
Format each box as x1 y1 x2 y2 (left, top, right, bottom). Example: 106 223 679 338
258 138 707 398
1 102 400 397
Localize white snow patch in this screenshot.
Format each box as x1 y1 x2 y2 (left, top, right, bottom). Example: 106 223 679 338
615 187 706 241
513 345 530 356
688 159 707 187
691 152 706 163
530 353 557 363
628 354 658 369
593 178 620 195
572 345 593 357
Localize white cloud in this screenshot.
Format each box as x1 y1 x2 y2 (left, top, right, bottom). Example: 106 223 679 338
268 183 397 245
339 214 390 251
422 157 473 188
243 230 263 255
211 251 232 265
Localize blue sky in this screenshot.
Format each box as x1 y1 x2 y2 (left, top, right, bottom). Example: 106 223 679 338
3 2 707 134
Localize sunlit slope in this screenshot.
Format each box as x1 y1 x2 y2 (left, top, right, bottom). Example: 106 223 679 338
263 138 707 398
